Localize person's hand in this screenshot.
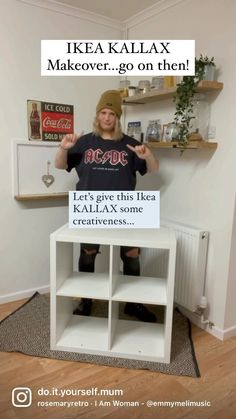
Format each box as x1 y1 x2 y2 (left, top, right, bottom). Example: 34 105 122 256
126 143 151 160
60 132 83 150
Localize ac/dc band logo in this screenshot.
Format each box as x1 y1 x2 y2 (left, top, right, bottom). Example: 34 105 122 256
84 148 128 166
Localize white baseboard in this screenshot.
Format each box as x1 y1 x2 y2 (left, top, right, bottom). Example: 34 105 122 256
219 325 236 340
0 285 50 305
203 324 236 341
176 305 236 341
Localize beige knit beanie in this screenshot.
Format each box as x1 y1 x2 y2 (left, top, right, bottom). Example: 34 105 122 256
96 90 122 119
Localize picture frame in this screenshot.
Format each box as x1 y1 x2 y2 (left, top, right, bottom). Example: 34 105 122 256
27 100 74 142
12 139 77 200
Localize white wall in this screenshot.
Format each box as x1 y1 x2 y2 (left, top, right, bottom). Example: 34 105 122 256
125 0 236 336
0 0 122 301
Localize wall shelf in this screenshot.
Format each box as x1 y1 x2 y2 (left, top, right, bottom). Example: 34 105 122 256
14 192 68 201
123 81 223 105
12 140 77 201
147 140 218 150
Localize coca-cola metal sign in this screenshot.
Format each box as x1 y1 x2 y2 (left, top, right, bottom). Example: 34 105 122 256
27 100 74 141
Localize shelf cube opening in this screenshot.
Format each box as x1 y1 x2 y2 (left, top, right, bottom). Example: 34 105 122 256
73 243 110 274
109 300 165 360
111 245 170 279
112 245 170 279
54 296 109 351
111 246 169 305
140 247 170 280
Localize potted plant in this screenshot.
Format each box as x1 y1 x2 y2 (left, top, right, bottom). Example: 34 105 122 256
198 54 216 81
173 55 215 146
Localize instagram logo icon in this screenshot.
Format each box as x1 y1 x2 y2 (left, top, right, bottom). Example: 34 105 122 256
12 387 32 407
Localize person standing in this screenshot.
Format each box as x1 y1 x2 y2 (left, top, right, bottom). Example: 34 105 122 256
55 90 159 322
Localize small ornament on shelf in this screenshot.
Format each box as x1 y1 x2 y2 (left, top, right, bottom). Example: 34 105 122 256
145 120 162 142
127 121 142 142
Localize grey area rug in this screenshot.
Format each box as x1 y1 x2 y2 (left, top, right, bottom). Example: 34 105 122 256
0 292 200 377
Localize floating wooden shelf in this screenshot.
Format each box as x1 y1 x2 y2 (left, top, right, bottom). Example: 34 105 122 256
147 140 218 150
123 81 223 105
14 192 68 201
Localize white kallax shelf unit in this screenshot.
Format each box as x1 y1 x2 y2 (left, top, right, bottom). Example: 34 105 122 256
50 224 176 363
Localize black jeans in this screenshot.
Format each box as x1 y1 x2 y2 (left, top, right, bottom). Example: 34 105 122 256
79 243 140 276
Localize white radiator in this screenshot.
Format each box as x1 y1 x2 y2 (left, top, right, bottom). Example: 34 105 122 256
140 220 209 312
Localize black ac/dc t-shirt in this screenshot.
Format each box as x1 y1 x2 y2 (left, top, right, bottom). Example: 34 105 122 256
66 133 147 191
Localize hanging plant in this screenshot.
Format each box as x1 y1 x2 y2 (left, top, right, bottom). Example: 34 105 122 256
173 55 215 146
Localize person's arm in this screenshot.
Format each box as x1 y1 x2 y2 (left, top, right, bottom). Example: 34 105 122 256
126 143 159 173
54 133 81 169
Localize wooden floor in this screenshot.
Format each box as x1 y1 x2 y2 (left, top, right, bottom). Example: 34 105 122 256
0 298 236 419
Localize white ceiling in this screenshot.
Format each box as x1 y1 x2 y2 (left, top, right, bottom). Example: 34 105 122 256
49 0 162 22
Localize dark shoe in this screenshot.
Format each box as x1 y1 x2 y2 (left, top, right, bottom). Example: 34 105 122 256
73 298 92 316
124 302 157 323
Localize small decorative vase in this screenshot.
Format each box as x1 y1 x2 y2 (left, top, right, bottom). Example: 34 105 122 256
190 93 210 140
202 65 215 81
